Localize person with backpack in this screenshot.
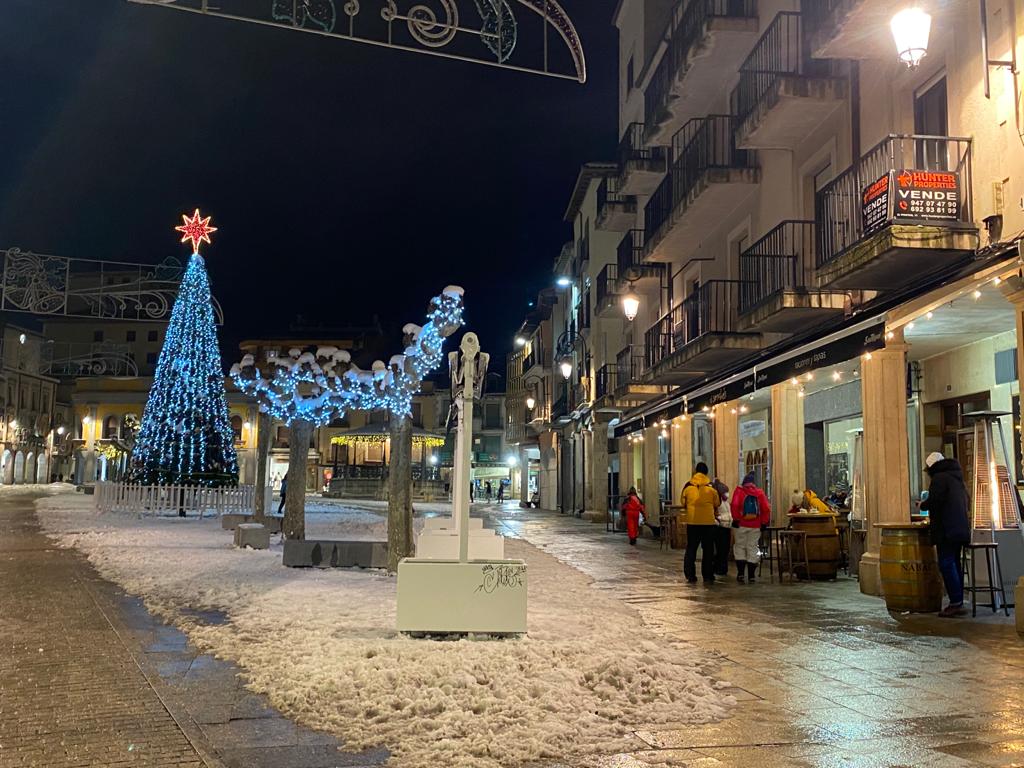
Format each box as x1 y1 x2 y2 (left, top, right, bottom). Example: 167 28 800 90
919 452 971 617
711 478 732 576
680 463 721 584
620 487 645 546
730 472 771 583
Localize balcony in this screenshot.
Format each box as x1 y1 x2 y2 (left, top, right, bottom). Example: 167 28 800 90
617 123 668 196
617 229 663 286
595 264 622 318
595 176 636 232
804 0 896 61
615 345 665 405
731 12 846 150
644 280 761 385
738 221 848 333
815 134 978 290
644 116 759 263
644 0 760 147
523 345 547 376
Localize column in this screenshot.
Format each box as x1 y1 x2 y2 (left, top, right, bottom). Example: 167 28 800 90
82 406 97 484
670 416 693 504
618 437 633 500
859 331 911 596
713 407 740 490
539 431 558 511
771 383 806 526
584 421 610 522
1002 280 1024 472
519 445 530 505
642 426 660 514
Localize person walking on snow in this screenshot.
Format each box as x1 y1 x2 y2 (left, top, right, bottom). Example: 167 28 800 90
730 472 771 583
497 481 505 503
277 475 287 515
919 452 971 617
681 463 720 584
621 487 645 546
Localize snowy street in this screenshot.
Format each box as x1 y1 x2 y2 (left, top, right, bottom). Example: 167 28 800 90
19 489 1024 768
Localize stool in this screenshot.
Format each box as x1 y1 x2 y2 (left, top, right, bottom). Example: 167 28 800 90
961 542 1010 617
779 530 809 583
836 524 850 575
758 526 786 583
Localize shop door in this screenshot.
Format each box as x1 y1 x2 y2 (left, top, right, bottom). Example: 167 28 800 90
914 76 948 170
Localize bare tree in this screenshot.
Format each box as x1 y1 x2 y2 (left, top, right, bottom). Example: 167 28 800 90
253 410 272 524
387 412 414 570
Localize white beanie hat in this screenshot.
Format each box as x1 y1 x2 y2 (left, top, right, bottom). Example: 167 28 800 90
925 452 945 468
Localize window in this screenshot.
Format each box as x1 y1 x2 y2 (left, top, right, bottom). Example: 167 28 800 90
914 76 948 170
147 330 158 342
103 415 119 440
483 402 502 429
93 330 104 342
625 55 634 94
412 402 423 427
329 416 350 428
230 415 243 444
126 330 136 342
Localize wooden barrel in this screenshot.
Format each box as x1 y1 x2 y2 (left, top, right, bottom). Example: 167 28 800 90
878 524 943 613
789 513 840 580
672 513 687 549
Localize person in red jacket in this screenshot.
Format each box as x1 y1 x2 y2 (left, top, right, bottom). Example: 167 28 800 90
621 487 645 546
730 473 771 583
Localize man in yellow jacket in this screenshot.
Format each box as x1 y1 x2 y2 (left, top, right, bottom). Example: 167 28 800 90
681 462 721 584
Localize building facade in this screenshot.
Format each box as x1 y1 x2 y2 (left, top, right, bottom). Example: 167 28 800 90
510 0 1024 596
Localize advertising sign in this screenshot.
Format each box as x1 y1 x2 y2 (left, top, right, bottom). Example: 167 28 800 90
861 169 960 236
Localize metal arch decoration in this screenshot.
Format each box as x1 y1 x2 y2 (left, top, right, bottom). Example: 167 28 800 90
0 248 226 325
127 0 586 83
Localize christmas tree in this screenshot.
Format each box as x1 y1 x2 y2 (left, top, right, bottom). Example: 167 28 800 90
129 209 238 487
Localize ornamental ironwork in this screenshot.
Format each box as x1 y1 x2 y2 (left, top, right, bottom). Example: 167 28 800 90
128 0 586 83
0 248 224 324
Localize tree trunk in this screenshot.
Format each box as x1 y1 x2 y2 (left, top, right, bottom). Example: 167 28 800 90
253 410 271 524
387 413 414 571
283 419 313 540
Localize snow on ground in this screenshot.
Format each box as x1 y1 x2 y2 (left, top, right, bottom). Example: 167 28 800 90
36 494 732 768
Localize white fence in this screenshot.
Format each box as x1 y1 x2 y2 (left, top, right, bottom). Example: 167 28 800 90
94 481 257 518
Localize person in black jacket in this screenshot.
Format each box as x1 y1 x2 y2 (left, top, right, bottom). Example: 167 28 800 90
919 452 972 617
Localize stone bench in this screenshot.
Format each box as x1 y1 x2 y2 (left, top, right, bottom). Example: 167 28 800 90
234 523 270 550
283 539 388 569
221 513 283 533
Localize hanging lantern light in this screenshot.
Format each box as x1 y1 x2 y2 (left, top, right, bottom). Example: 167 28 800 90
622 288 640 322
891 7 931 68
559 356 573 380
526 395 536 410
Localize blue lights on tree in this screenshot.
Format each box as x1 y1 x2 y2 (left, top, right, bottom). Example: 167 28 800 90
129 212 238 487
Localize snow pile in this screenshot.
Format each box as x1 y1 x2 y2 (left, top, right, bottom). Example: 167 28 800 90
36 496 731 768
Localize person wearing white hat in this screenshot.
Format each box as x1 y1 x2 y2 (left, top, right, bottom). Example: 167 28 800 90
920 451 971 617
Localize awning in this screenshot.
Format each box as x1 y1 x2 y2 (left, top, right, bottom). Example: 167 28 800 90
614 317 887 438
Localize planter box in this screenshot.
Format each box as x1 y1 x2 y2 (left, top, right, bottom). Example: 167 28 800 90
396 558 527 635
234 523 270 550
283 539 388 569
221 513 283 533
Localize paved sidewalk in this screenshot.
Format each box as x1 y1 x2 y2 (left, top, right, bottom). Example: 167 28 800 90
485 503 1024 768
0 493 377 768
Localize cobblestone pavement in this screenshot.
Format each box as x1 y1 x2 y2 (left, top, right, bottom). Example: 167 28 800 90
0 494 380 768
483 503 1024 768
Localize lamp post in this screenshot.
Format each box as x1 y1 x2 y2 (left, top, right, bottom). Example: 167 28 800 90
554 329 590 517
522 374 546 418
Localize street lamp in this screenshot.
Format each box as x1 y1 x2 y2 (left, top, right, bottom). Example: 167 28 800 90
622 288 640 322
890 7 931 68
514 335 527 347
559 355 573 380
556 276 571 287
525 395 536 410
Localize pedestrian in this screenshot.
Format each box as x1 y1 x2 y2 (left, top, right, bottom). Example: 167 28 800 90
485 480 493 502
470 482 475 503
497 481 505 503
919 452 971 617
621 487 645 545
711 479 732 576
277 475 287 515
681 462 721 584
730 472 771 584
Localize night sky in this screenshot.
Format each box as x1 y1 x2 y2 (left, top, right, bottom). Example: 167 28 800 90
0 0 618 371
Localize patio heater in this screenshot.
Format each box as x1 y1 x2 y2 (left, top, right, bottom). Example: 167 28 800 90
963 411 1024 600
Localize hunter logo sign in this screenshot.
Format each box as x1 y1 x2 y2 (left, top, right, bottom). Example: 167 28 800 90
862 169 960 236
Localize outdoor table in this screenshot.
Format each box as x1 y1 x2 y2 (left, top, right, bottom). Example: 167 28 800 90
875 522 943 613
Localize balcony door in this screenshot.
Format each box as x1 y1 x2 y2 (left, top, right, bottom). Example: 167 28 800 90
914 75 948 170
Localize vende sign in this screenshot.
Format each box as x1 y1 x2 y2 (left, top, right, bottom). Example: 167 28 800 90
861 169 960 236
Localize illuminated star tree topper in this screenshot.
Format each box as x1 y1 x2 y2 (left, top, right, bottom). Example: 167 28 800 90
175 208 218 254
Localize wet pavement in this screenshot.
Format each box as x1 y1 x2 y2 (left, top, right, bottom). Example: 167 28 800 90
484 503 1024 768
0 492 383 768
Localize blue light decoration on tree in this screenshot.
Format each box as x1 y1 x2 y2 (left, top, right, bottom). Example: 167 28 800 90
230 287 464 425
128 210 239 487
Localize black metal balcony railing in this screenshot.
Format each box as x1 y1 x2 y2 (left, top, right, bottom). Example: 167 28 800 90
645 280 743 369
596 175 630 215
595 363 618 400
618 122 667 169
615 344 646 387
645 0 759 131
617 229 645 275
576 291 591 331
551 392 568 421
523 345 544 372
596 264 620 309
730 12 832 122
815 134 974 268
645 116 754 244
739 220 815 314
